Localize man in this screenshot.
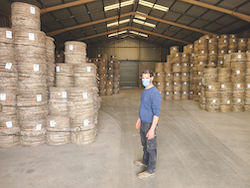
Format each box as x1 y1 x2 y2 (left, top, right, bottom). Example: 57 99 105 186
135 69 161 180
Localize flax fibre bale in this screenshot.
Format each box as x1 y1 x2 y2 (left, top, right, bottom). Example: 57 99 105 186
68 87 95 118
49 87 68 116
0 28 14 43
47 115 70 132
46 131 70 146
11 2 41 31
0 113 19 135
0 134 20 148
71 128 97 145
14 30 45 48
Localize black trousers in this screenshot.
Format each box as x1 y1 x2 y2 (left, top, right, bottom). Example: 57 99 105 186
140 122 157 173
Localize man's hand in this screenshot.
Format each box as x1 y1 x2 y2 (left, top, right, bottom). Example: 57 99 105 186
136 118 141 129
146 129 155 140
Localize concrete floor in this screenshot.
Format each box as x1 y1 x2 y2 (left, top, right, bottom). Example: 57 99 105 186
1 88 250 188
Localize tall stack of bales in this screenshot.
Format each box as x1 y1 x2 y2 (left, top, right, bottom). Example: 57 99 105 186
0 28 19 147
12 2 48 146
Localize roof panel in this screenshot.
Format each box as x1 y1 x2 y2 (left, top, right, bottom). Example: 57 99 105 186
218 0 248 10
164 11 182 22
190 19 209 28
170 1 192 13
186 6 207 17
177 15 196 25
215 15 237 25
236 2 250 15
204 22 222 32
201 10 224 21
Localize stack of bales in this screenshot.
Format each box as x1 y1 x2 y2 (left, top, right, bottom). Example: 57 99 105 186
217 35 228 66
181 53 190 100
65 41 99 145
112 56 120 94
238 38 247 52
230 52 246 112
208 37 218 67
183 44 194 99
164 61 173 100
106 58 114 96
12 2 48 146
55 63 73 87
97 54 108 96
154 63 165 98
218 67 233 112
47 87 70 145
172 53 182 100
0 28 19 147
245 53 250 111
46 37 56 88
228 34 237 54
204 68 220 112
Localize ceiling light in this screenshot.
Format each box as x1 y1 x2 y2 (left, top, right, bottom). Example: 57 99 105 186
135 11 147 20
153 4 169 11
108 30 127 37
139 0 153 8
107 19 130 28
133 19 156 28
129 30 148 38
139 0 169 12
104 0 134 11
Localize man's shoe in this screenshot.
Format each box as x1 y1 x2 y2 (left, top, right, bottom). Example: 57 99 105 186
134 160 147 167
137 171 155 180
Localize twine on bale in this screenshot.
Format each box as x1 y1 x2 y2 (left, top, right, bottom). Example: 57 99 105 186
18 105 48 121
0 89 16 106
0 114 19 135
17 89 48 107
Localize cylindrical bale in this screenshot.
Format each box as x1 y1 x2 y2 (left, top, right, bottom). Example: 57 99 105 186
155 63 164 72
68 87 95 118
64 41 87 54
0 135 20 148
0 28 14 44
170 46 179 55
46 131 70 146
49 87 68 116
55 63 73 87
14 30 45 48
47 115 70 132
0 89 16 106
238 38 247 52
208 38 218 52
173 91 181 100
172 63 181 73
173 81 182 91
71 128 97 145
17 89 48 107
165 91 173 100
204 68 218 83
181 72 189 82
206 98 220 112
11 2 41 31
0 114 19 135
218 68 231 82
20 129 46 146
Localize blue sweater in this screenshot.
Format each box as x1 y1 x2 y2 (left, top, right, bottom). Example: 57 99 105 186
139 86 161 123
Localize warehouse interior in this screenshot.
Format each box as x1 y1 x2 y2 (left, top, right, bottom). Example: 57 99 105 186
0 0 250 187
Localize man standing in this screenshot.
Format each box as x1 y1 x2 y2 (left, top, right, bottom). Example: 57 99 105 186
135 70 161 180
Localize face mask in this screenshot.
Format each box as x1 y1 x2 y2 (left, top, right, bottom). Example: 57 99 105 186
142 79 151 87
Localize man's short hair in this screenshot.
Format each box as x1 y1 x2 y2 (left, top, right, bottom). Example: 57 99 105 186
142 70 155 77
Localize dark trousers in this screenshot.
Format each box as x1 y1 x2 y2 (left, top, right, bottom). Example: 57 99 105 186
140 122 157 173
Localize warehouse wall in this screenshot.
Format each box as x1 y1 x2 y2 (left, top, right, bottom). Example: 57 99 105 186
88 38 167 62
